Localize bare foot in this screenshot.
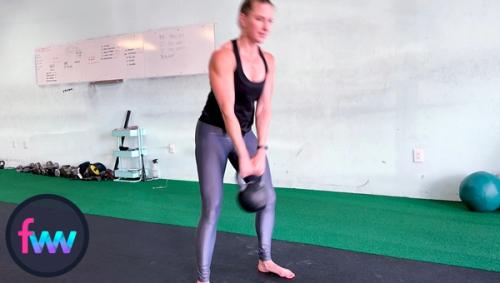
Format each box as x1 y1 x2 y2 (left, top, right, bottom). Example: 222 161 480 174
196 281 208 283
258 260 295 279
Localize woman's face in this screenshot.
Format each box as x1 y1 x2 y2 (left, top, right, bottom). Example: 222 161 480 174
240 2 275 44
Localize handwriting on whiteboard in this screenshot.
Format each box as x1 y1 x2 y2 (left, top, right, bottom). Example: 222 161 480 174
35 24 215 85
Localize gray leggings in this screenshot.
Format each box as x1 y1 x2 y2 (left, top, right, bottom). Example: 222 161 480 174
195 121 276 282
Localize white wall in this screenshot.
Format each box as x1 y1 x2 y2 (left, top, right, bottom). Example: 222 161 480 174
1 0 499 200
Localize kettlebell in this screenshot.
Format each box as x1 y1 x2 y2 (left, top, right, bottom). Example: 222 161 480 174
236 174 267 213
0 160 5 169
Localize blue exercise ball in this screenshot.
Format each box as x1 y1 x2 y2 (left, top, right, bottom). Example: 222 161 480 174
459 171 500 212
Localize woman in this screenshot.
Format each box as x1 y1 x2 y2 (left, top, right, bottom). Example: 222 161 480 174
195 1 295 282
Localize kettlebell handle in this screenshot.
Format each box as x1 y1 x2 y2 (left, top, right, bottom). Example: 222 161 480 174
235 174 262 188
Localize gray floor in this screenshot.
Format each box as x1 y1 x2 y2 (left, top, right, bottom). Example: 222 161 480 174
1 202 500 283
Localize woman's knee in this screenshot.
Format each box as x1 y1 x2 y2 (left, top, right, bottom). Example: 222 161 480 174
265 186 276 207
201 202 222 225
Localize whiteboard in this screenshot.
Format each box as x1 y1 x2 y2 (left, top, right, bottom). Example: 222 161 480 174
144 24 215 77
81 33 145 82
35 23 214 85
35 44 70 85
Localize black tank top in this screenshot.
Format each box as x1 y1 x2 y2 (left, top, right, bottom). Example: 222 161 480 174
199 39 268 133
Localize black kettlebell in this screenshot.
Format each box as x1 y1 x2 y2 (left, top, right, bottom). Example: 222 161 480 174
0 160 5 169
236 174 267 213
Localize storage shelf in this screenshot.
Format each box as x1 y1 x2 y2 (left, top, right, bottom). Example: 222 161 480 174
113 127 147 182
113 148 148 158
114 169 142 179
112 127 146 137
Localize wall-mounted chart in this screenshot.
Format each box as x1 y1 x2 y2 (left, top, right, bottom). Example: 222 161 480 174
35 23 214 85
144 24 215 77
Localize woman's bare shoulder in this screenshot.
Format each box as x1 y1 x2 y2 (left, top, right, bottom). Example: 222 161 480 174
210 41 236 68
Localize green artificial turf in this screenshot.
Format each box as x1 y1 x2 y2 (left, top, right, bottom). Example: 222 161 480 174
1 169 499 272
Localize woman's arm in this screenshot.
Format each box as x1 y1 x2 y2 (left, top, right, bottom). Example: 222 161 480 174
209 47 253 177
253 52 275 176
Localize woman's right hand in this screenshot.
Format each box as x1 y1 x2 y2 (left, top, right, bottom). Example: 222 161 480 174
238 156 254 179
239 152 266 178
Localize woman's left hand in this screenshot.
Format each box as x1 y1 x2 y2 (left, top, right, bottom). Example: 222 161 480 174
252 150 266 177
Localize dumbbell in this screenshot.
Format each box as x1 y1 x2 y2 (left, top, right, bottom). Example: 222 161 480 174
59 165 72 178
45 161 60 177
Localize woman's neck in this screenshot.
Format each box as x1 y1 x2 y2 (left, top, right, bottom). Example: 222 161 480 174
237 36 259 56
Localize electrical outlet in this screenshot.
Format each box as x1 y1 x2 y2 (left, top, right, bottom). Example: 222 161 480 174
413 148 424 163
168 144 176 154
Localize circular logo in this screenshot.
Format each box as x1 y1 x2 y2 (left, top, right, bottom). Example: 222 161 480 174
5 194 89 277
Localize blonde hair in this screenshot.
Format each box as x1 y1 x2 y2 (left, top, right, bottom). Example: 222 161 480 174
239 0 274 15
